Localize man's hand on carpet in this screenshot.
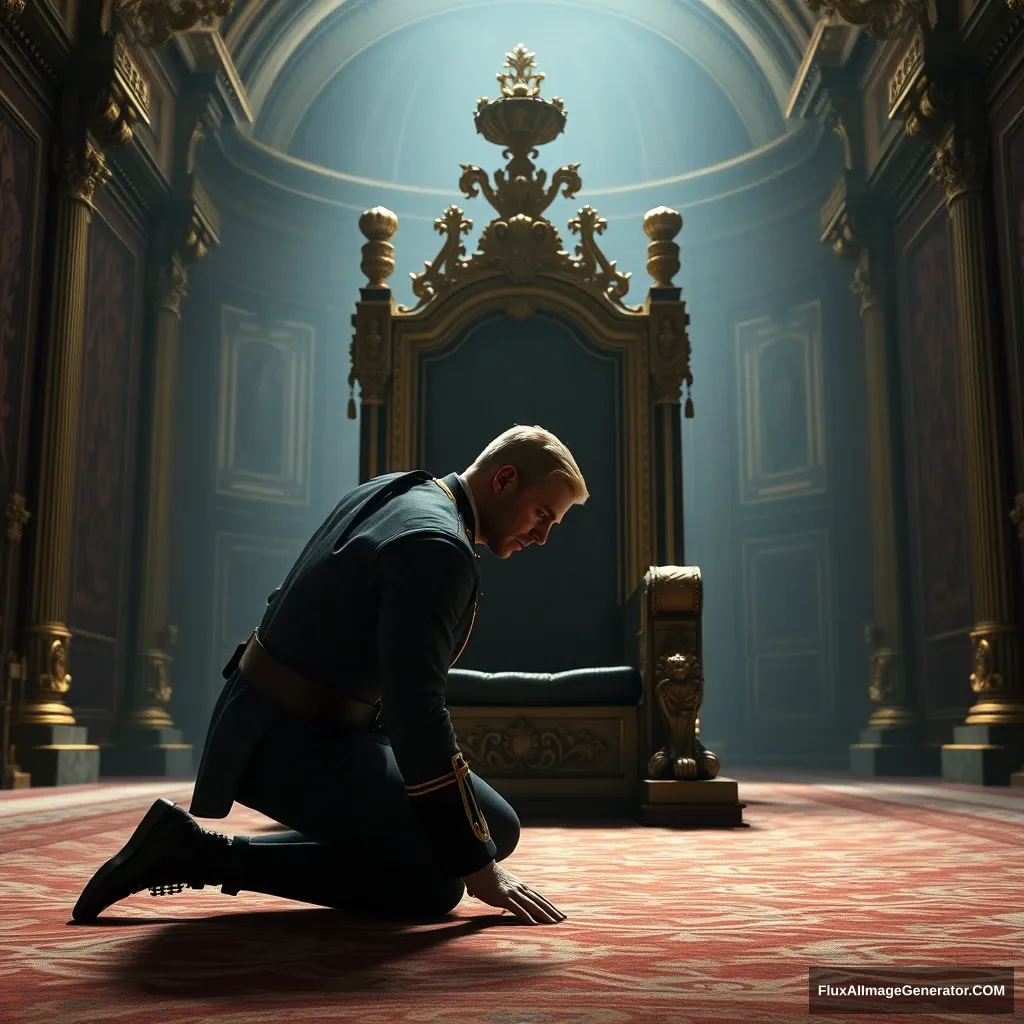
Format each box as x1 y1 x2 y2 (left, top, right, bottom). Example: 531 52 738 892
463 861 567 925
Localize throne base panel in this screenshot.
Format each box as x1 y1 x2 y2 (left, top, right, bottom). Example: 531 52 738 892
639 777 745 828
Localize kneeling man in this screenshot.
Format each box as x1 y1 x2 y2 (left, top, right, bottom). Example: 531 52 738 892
74 425 586 926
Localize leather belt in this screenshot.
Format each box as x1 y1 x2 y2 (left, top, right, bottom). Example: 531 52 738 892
237 630 381 730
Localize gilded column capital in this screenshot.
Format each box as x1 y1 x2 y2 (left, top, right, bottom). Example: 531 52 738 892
0 0 26 19
930 132 989 206
56 140 111 205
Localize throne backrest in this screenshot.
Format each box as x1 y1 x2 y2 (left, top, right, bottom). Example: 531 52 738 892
349 44 693 672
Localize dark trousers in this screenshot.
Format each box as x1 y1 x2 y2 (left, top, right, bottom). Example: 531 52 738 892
231 712 520 918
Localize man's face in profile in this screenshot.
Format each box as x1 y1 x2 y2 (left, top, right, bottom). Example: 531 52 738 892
480 466 576 559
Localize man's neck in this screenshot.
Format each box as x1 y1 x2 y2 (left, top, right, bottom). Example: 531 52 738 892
455 471 482 544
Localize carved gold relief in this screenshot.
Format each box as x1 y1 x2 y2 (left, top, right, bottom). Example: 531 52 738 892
0 0 26 19
930 133 988 204
116 0 234 47
57 140 111 205
646 652 719 780
396 45 638 313
648 565 702 616
970 635 1005 695
41 638 71 699
805 0 926 40
459 717 609 771
868 646 894 703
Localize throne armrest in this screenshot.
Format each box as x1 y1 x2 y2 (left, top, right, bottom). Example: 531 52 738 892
626 566 706 778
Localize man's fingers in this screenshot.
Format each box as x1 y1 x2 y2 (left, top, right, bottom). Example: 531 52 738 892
523 888 566 920
512 890 561 924
503 894 539 924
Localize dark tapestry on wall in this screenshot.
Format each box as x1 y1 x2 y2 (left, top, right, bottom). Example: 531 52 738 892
68 217 137 714
0 105 36 544
902 208 973 720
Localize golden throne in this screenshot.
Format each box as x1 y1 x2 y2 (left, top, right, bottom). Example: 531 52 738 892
349 45 742 826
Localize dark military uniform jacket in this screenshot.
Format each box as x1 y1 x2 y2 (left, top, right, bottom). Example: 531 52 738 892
190 469 496 877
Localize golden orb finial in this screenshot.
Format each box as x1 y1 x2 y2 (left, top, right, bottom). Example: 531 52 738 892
643 207 683 288
358 207 399 288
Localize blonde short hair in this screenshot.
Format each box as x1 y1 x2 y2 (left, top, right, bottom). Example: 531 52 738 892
471 425 589 503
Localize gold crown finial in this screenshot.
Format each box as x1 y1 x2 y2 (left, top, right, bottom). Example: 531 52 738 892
497 43 545 98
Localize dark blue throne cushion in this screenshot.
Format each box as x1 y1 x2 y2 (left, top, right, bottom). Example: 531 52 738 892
446 666 642 706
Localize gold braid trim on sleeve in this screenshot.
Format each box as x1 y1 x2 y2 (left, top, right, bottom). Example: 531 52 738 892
404 752 492 842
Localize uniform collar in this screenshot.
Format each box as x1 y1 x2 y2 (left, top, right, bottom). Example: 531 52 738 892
455 473 481 544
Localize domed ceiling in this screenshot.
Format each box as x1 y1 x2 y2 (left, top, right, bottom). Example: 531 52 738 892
218 0 820 193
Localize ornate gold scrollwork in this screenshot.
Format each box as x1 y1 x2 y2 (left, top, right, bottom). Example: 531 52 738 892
970 635 1005 695
399 45 637 313
803 0 926 40
115 0 234 47
646 652 719 780
40 638 71 699
0 0 26 20
930 133 988 205
868 646 895 703
459 717 609 771
57 140 112 205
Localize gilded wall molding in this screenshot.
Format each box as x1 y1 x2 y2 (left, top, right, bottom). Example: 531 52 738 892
115 0 234 47
804 0 926 40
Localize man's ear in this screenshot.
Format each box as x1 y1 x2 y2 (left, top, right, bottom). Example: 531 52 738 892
493 465 517 494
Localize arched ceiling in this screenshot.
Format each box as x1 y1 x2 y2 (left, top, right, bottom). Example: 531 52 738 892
220 0 819 163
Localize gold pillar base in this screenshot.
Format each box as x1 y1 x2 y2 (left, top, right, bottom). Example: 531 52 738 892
866 704 919 730
19 624 76 727
963 698 1024 727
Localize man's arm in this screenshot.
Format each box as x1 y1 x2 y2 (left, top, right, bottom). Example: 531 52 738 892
374 531 497 878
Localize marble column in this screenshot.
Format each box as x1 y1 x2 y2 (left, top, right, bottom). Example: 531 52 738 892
930 132 1024 784
846 248 937 774
12 139 110 786
103 257 193 777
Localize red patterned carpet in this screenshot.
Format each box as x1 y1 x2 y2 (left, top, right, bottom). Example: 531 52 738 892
0 774 1021 1023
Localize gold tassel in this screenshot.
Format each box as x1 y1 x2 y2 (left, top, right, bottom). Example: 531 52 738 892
347 372 356 419
347 396 356 420
684 396 694 418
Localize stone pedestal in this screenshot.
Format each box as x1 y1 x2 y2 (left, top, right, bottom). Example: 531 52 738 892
102 726 193 777
942 724 1024 786
15 723 98 786
640 777 745 827
850 724 941 776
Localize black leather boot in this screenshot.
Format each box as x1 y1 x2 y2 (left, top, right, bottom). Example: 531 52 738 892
72 798 245 923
